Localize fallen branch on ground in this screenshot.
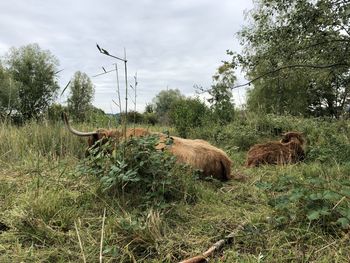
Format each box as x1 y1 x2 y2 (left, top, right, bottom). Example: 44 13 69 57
179 222 246 263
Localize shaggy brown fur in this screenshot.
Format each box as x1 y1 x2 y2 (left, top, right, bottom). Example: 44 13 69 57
157 136 232 181
87 128 151 147
85 128 151 157
62 112 151 153
280 131 305 144
246 131 305 167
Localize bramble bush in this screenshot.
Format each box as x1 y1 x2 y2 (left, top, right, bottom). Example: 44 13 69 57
256 164 350 231
79 134 198 209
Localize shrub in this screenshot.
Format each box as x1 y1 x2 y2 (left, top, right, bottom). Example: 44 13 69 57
47 103 68 122
118 111 145 124
169 98 208 138
80 134 198 208
143 112 158 125
256 164 350 232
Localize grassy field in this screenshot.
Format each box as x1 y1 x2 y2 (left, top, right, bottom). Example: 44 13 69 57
1 115 350 262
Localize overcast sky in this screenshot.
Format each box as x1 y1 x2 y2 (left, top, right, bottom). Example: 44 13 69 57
0 0 254 113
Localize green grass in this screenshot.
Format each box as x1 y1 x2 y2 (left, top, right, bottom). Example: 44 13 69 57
1 116 350 262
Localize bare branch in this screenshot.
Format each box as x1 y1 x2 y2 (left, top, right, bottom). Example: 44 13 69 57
74 221 87 263
96 43 127 62
92 68 116 77
232 63 349 89
60 80 71 96
179 223 245 263
291 39 350 55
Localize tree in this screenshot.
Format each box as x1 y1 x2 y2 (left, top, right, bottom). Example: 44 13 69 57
228 0 350 117
0 63 20 120
118 111 144 124
47 103 68 122
67 71 95 121
151 89 185 124
144 103 154 113
143 103 158 125
198 63 236 124
5 43 60 121
169 97 208 137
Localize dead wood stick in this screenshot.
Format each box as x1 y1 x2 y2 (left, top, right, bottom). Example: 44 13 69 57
179 223 245 263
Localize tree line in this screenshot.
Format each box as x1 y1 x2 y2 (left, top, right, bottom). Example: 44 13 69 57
0 44 95 123
0 43 235 130
2 0 348 124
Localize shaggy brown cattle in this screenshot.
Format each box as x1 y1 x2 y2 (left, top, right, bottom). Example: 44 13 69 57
62 113 232 181
157 136 232 181
245 131 305 167
62 112 150 151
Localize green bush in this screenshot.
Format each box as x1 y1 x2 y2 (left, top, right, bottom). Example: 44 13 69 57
80 134 198 208
256 164 350 232
143 112 158 125
118 111 145 124
223 124 261 151
169 98 208 138
304 120 350 163
47 103 68 122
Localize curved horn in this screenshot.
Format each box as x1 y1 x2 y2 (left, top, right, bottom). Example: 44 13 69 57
62 112 98 136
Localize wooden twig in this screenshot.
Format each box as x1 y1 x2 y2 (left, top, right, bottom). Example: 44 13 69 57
92 68 116 77
100 208 107 263
231 62 349 90
315 240 337 254
179 223 245 263
332 196 346 210
74 220 87 263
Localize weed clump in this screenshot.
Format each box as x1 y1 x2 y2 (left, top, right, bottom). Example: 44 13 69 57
256 165 350 232
80 134 198 209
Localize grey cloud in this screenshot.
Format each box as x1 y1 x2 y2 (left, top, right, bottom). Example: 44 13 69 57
0 0 253 113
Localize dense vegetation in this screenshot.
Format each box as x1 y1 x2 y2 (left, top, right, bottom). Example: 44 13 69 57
225 0 350 117
1 113 350 262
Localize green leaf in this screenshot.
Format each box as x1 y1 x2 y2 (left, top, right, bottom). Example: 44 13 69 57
319 207 331 216
339 208 350 218
323 191 341 201
336 217 350 229
309 193 323 200
340 188 350 197
307 210 320 221
289 191 304 201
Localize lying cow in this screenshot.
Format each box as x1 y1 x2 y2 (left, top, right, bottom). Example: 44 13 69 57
62 112 232 181
62 112 150 148
245 131 305 167
157 135 232 181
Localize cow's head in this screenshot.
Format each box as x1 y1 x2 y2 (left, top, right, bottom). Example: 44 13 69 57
280 131 305 145
62 112 121 149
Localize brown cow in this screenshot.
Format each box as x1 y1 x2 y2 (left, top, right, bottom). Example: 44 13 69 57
62 112 151 153
62 112 232 181
157 136 232 181
245 131 305 167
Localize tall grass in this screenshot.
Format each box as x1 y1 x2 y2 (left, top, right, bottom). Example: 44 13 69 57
0 120 173 166
0 121 84 166
1 115 350 262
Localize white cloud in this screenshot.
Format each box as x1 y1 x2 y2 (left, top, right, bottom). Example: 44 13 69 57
0 0 253 112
